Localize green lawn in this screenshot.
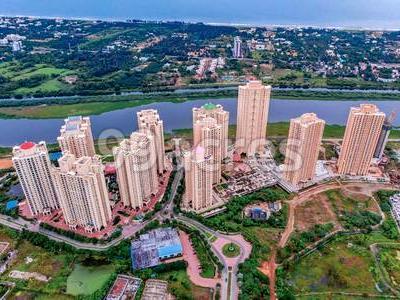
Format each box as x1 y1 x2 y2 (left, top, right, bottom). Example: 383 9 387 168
222 243 241 258
15 78 68 94
12 66 70 81
66 263 115 296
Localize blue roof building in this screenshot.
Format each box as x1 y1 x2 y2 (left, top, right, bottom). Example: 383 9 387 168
131 227 183 270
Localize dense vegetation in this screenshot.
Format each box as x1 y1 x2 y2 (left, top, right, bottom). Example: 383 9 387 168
375 190 400 240
187 187 289 233
278 223 335 262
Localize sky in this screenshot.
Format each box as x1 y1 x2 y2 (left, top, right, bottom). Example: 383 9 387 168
1 0 400 28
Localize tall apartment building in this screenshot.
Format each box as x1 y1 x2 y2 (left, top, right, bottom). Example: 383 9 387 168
12 141 59 216
113 132 158 209
137 109 166 174
53 154 112 232
283 113 325 186
236 81 271 156
338 104 385 176
193 117 222 184
193 103 229 159
233 36 243 59
57 116 96 158
183 147 213 212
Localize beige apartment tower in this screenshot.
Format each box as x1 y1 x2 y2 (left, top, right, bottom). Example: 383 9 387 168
113 131 158 209
193 103 229 159
283 113 325 186
53 154 112 232
193 116 222 184
137 109 166 174
183 147 213 212
338 104 385 176
57 116 96 158
12 141 59 216
236 81 271 156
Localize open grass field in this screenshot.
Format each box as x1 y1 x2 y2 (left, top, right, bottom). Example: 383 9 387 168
325 189 380 216
12 67 70 81
1 62 73 95
66 263 115 296
286 238 379 295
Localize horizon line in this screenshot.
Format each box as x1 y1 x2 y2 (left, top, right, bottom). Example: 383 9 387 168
1 14 400 32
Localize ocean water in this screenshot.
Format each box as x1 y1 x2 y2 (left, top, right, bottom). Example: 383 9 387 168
1 0 400 29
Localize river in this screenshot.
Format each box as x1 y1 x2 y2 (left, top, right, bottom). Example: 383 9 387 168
0 98 399 147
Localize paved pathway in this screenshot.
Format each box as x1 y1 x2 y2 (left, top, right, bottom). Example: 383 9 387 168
176 215 252 300
179 231 220 288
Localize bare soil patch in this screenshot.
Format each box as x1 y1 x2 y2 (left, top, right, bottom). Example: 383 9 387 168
294 194 339 231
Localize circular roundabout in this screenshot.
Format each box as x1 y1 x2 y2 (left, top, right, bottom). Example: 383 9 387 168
222 242 241 258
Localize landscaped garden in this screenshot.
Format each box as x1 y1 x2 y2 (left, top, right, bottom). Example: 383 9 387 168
222 243 241 258
184 187 288 300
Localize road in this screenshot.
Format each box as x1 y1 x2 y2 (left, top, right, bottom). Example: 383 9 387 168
175 215 251 300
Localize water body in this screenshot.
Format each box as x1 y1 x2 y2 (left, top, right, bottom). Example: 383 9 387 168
0 98 399 147
1 0 400 29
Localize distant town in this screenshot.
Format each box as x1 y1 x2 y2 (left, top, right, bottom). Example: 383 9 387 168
0 16 400 100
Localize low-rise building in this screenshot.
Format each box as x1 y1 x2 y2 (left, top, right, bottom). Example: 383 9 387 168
244 201 282 221
131 228 182 270
390 193 400 226
141 279 172 300
106 275 142 300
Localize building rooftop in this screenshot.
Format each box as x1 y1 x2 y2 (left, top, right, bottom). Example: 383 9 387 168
20 141 35 150
203 102 217 110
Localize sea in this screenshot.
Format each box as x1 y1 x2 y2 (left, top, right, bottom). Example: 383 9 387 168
1 0 400 30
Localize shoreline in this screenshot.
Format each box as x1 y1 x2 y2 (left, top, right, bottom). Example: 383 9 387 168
1 14 400 32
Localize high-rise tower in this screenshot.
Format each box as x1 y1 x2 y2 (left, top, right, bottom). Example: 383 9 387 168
53 154 112 232
57 116 96 158
137 109 166 174
338 104 385 175
236 81 271 156
283 113 325 186
12 141 59 216
114 131 158 209
183 147 213 212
